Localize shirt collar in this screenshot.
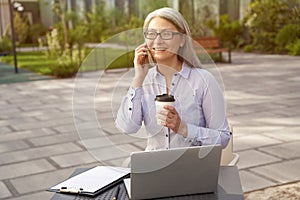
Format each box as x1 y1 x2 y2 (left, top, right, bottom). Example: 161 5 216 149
178 62 191 79
153 62 191 79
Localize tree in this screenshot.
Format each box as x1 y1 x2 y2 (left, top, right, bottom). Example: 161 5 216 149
243 0 300 53
85 2 107 42
13 12 29 46
52 0 68 50
206 14 243 49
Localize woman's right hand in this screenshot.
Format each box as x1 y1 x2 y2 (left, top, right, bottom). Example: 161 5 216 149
132 43 150 88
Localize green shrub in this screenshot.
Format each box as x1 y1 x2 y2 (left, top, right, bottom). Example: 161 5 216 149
28 23 47 44
106 51 134 70
13 12 29 46
50 62 80 78
243 45 255 52
0 36 12 53
275 24 300 52
286 39 300 56
206 14 243 49
243 0 300 53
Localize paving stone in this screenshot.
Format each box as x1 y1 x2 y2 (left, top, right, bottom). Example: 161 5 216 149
0 52 300 199
0 107 21 116
52 124 78 134
237 150 281 170
231 100 287 117
232 125 285 137
250 159 300 183
239 170 276 192
10 191 54 200
224 90 269 101
18 110 45 118
0 143 82 165
262 127 300 142
0 128 55 143
7 100 44 108
102 124 124 134
0 117 38 127
107 156 131 167
89 146 130 163
18 101 70 112
234 134 282 151
0 181 11 198
50 151 98 168
0 159 55 180
130 140 147 150
76 128 111 140
11 117 74 131
253 116 300 126
0 126 12 134
10 168 74 194
118 143 145 152
0 100 8 106
259 141 300 159
230 111 290 127
0 140 30 153
72 121 99 132
80 134 145 149
33 111 73 121
29 132 80 146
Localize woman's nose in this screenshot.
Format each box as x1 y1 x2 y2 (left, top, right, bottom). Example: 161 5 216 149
153 34 163 43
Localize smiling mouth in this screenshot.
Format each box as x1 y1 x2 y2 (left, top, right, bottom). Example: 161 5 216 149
152 47 167 51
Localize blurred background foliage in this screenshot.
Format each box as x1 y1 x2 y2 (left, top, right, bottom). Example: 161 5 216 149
243 0 300 54
0 0 299 78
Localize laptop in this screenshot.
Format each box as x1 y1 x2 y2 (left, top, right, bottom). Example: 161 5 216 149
124 145 222 199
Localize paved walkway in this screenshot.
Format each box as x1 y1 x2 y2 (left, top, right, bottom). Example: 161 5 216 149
0 52 299 199
0 62 52 84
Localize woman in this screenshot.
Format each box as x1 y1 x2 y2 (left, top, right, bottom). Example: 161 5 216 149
116 7 230 150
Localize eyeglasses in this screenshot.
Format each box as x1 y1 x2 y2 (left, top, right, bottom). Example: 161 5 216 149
144 30 181 40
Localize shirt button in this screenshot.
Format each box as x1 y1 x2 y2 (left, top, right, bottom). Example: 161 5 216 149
130 93 133 96
166 134 168 137
172 83 175 86
174 74 178 76
129 108 132 111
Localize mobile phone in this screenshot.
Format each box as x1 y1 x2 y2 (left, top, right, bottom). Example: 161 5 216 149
142 49 155 66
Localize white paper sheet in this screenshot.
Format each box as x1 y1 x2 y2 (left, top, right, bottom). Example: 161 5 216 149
50 166 130 194
123 178 131 198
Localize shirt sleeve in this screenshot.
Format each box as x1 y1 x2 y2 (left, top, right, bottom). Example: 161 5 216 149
115 87 144 134
185 71 230 148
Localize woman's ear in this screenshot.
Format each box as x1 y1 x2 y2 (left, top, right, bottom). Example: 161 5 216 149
180 35 186 47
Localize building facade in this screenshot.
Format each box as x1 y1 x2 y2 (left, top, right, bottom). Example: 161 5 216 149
0 0 251 38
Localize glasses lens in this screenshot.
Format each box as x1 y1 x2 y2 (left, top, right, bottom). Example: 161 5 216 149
161 31 173 40
145 31 157 39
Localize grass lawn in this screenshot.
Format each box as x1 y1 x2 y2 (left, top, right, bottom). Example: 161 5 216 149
0 48 134 76
0 51 57 75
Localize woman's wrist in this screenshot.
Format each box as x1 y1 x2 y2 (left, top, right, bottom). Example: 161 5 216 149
131 77 144 88
178 122 188 138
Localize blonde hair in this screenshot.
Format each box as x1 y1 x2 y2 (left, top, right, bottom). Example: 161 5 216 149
143 7 201 68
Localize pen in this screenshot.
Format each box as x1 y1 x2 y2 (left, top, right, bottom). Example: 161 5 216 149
112 185 120 200
168 128 170 149
60 187 83 194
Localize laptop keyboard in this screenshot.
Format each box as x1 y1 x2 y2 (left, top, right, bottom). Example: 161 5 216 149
71 187 216 200
73 184 129 200
157 192 218 200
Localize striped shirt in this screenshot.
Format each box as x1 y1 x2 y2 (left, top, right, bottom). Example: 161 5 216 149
115 63 230 150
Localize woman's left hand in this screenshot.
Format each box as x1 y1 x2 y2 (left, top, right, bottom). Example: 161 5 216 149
157 105 188 137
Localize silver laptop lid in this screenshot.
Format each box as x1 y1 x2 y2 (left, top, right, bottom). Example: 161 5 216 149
130 145 222 199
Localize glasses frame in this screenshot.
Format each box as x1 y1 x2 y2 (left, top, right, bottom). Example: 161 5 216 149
144 29 181 40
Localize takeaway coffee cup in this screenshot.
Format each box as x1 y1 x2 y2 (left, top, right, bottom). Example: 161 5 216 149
155 94 175 125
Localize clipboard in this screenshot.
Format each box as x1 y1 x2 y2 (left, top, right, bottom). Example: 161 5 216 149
47 166 130 196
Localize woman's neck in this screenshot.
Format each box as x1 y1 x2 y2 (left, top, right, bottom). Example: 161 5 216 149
157 58 182 94
157 58 182 76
